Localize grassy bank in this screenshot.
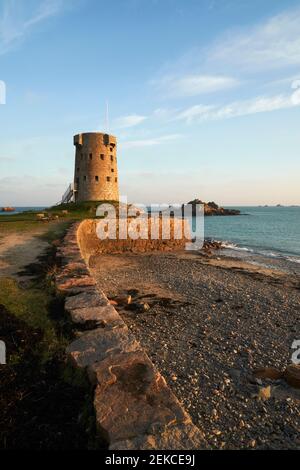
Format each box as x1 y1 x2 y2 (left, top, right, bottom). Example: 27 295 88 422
0 218 101 449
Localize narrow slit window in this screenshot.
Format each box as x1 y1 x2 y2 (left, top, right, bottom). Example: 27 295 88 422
111 168 114 173
110 155 113 162
89 153 93 160
115 177 118 183
84 176 87 181
106 176 111 182
95 176 99 182
100 154 104 160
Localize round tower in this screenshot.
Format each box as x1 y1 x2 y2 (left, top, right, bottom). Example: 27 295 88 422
73 132 119 202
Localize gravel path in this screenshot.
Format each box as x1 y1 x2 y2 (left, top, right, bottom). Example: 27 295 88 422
90 251 300 450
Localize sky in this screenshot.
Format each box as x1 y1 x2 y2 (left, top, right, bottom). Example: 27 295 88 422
0 0 300 206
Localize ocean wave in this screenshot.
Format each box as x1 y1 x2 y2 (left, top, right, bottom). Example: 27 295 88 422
220 241 300 265
221 241 254 252
286 256 300 264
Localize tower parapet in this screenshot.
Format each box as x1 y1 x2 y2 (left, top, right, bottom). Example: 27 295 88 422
73 132 119 202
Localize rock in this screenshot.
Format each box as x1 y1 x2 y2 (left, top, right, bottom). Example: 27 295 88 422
69 304 125 328
284 364 300 389
258 386 271 401
113 295 132 306
141 302 151 311
253 367 283 380
88 350 192 445
186 200 241 217
56 276 96 293
65 291 108 312
109 423 206 450
66 325 141 368
126 302 151 312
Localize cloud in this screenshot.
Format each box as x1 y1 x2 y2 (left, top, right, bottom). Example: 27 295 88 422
0 174 68 205
0 0 74 55
114 114 147 129
0 156 14 162
209 7 300 71
155 74 239 98
173 82 300 124
121 134 182 149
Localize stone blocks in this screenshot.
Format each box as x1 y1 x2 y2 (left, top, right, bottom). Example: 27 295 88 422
55 222 205 450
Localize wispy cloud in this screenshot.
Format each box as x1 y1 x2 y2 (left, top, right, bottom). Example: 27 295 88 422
174 81 300 124
0 0 74 55
209 7 300 71
0 156 14 162
154 74 239 98
151 5 300 103
114 114 148 129
121 134 182 149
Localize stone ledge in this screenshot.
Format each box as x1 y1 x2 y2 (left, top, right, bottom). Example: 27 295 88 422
109 423 205 450
65 290 108 311
66 326 142 368
69 304 124 327
55 221 206 450
88 350 191 445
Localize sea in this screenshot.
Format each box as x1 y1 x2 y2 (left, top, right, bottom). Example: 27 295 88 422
203 206 300 273
0 207 46 215
1 205 299 273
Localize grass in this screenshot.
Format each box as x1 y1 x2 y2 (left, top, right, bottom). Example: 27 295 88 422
0 216 101 449
0 200 119 236
0 278 58 351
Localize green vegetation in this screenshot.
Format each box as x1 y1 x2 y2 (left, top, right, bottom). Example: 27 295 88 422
0 218 99 449
0 201 120 236
0 278 59 355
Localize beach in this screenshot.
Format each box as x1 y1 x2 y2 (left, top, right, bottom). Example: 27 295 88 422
90 249 300 450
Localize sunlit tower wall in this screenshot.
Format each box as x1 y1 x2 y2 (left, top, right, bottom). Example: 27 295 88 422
73 132 119 202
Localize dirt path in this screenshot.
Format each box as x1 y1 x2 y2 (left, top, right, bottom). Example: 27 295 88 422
0 229 51 278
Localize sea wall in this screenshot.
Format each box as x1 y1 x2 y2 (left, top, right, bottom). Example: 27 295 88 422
77 217 190 262
55 221 205 450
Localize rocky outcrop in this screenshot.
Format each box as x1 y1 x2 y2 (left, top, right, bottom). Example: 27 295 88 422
55 221 206 450
187 199 240 216
1 207 15 212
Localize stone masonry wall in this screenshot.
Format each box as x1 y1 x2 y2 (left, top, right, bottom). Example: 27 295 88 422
77 217 191 262
74 133 119 202
55 221 205 450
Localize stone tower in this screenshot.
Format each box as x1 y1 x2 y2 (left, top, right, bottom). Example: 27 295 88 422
73 132 119 202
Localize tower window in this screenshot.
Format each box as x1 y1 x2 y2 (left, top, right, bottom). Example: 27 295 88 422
110 155 113 162
89 153 92 160
115 177 118 183
106 176 111 182
84 176 87 181
100 154 104 160
111 168 114 173
95 176 99 182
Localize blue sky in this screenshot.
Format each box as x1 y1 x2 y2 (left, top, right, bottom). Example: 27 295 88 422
0 0 300 206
